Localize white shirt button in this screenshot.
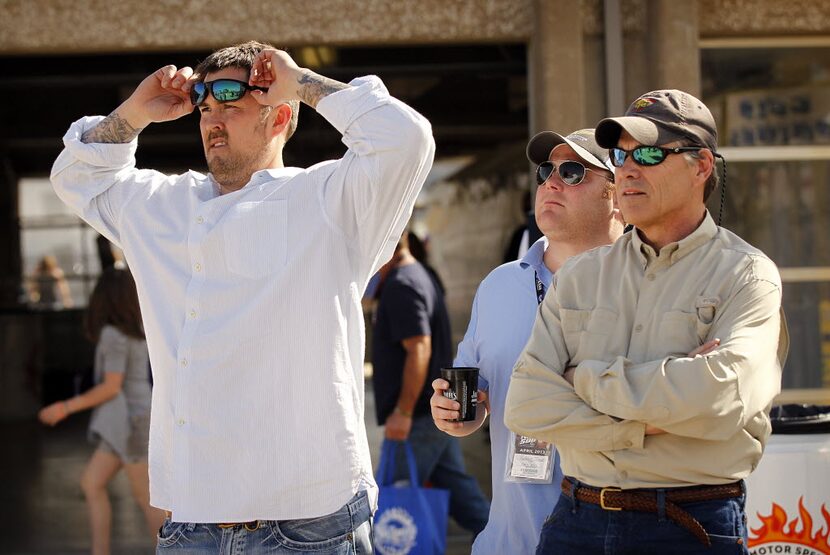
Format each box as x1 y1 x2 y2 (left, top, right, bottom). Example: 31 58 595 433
196 216 205 224
189 310 197 319
177 419 186 426
647 273 656 281
194 263 202 272
180 358 188 367
635 324 643 333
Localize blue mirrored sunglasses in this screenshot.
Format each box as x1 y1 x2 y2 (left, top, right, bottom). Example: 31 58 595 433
190 79 267 106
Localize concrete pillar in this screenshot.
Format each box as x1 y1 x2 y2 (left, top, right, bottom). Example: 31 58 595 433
528 0 587 136
604 0 625 116
647 0 701 96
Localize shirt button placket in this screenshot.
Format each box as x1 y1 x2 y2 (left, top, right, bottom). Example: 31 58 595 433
176 212 208 445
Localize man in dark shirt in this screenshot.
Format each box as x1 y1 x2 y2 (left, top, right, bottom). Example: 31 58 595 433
372 232 490 537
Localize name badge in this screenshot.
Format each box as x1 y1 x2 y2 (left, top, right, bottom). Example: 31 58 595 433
505 432 554 484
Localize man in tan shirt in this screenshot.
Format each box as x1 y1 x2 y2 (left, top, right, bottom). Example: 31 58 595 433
505 89 788 555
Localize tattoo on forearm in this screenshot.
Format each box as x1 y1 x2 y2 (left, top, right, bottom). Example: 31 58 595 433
296 70 349 108
81 111 144 144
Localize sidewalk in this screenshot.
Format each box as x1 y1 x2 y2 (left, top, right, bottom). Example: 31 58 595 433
0 382 492 555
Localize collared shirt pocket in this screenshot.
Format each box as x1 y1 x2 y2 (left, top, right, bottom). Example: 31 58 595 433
660 311 698 356
561 307 616 362
560 308 590 352
222 200 287 279
660 304 716 356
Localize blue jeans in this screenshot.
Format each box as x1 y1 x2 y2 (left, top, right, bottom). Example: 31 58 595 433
156 490 373 554
536 479 749 555
391 415 490 536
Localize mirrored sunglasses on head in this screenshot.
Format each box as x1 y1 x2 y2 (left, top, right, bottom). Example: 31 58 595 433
536 160 610 186
190 79 267 106
609 145 704 167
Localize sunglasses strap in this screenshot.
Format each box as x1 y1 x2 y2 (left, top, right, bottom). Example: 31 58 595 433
714 153 727 226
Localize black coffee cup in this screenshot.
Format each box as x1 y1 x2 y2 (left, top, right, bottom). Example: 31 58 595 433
440 367 479 422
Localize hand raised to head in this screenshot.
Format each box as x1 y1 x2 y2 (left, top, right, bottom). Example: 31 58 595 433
248 49 302 107
82 65 197 144
249 48 349 109
120 65 197 129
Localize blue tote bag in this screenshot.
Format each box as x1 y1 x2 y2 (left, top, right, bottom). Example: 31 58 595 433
374 440 450 555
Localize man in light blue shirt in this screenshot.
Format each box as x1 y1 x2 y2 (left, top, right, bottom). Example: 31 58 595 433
431 129 624 553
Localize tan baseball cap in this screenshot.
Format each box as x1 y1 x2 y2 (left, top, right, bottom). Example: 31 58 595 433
595 89 718 151
526 128 614 172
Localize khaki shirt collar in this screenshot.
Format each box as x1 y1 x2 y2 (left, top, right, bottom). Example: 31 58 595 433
631 211 718 268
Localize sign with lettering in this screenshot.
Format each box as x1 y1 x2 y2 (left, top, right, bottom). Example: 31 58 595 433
745 434 830 555
724 86 830 146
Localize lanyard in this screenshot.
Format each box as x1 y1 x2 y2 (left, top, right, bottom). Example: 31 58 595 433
506 271 556 485
534 271 547 306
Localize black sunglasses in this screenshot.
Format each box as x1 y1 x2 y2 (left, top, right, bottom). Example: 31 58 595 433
609 145 704 167
190 79 267 106
536 160 610 187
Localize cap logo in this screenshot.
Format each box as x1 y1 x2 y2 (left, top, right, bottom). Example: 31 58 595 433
632 98 656 111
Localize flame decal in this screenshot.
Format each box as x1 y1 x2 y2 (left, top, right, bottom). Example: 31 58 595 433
749 497 830 554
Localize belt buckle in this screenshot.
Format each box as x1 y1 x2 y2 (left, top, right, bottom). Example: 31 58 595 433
599 487 622 511
244 521 260 532
218 521 260 531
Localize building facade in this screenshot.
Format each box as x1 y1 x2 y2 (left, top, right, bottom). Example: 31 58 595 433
1 0 828 415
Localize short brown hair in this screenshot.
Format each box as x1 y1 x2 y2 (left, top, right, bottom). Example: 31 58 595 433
683 147 720 202
194 41 300 142
84 268 144 343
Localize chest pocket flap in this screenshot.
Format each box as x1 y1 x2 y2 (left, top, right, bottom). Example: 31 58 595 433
560 307 618 362
223 200 288 279
660 305 716 356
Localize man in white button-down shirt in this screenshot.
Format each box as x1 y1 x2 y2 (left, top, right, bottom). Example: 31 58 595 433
51 41 435 554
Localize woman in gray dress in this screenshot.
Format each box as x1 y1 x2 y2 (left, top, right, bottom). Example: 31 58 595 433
38 267 164 555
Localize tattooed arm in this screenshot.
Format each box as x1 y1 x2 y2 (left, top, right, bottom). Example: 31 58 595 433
52 64 197 245
249 49 351 110
81 65 195 144
295 70 349 109
81 111 144 144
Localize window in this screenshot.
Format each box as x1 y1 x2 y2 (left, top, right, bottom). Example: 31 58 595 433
702 44 830 398
19 178 108 309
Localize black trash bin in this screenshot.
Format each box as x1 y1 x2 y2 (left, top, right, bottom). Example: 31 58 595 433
770 403 830 434
746 404 830 553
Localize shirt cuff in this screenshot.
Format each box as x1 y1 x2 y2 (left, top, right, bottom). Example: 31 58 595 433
316 76 392 135
613 420 646 450
62 116 138 168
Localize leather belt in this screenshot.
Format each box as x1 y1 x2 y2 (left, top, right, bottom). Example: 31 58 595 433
164 511 260 532
561 478 743 547
217 520 261 532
